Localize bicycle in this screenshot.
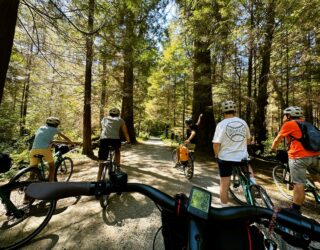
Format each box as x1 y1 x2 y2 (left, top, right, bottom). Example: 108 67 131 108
171 144 195 179
229 159 274 209
272 150 320 204
0 159 56 249
26 175 320 250
53 144 74 182
98 142 128 209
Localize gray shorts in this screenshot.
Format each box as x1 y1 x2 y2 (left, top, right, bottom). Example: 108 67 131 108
289 156 320 184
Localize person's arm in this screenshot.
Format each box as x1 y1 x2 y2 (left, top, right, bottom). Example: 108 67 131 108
271 133 284 152
57 132 73 144
121 124 131 143
213 143 221 159
185 130 196 144
196 114 203 126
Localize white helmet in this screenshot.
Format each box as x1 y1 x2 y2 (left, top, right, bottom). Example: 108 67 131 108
221 100 236 113
109 107 120 116
283 106 303 117
46 116 60 126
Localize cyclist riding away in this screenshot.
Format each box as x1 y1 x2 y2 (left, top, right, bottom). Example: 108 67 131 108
174 114 202 167
97 107 130 181
271 106 320 214
30 117 73 182
212 100 256 207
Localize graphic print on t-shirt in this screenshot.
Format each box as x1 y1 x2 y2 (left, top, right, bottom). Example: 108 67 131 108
225 121 246 142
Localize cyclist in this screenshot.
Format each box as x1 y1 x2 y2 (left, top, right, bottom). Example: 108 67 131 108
97 107 130 181
30 117 73 182
212 100 256 207
174 114 202 167
271 106 320 214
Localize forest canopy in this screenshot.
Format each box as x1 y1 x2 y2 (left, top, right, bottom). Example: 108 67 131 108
0 0 319 157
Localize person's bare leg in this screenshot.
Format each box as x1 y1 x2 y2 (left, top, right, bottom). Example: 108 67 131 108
310 173 320 189
115 149 121 166
293 183 305 206
48 162 55 182
97 162 103 181
220 176 231 205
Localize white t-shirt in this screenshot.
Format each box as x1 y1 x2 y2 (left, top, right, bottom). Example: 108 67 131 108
100 116 125 139
212 117 250 161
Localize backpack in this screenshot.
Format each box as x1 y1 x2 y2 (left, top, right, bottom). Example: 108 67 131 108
179 145 189 161
0 152 12 173
290 121 320 152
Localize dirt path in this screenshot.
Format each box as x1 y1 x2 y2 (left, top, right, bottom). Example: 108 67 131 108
23 137 319 250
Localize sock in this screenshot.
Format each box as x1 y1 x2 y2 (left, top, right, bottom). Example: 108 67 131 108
221 203 229 208
291 203 301 212
250 177 257 184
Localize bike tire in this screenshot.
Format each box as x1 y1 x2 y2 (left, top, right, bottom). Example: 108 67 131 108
229 167 247 205
99 163 110 209
54 157 74 182
272 164 293 201
0 167 56 250
250 185 274 209
184 158 194 180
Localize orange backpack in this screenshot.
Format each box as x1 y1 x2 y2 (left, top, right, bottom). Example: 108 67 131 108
179 145 189 161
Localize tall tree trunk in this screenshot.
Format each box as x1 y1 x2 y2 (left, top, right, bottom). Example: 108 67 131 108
193 40 215 156
82 0 95 156
99 53 107 124
0 0 19 105
246 0 254 126
253 1 275 146
20 42 33 135
121 11 136 143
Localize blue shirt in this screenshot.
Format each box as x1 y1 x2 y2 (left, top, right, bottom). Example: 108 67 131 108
32 125 60 149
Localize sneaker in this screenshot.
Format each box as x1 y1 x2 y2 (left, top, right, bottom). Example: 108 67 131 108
174 162 180 168
282 207 302 216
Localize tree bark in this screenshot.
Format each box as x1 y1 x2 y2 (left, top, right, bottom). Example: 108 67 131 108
193 40 215 157
0 0 20 105
82 0 95 156
253 1 275 146
121 11 136 143
99 53 107 124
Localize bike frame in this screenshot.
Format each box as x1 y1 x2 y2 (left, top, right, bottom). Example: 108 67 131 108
276 163 320 204
234 165 255 205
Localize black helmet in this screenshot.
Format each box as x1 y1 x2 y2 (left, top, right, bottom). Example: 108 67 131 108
185 118 193 125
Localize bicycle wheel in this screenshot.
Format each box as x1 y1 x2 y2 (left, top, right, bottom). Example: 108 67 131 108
54 157 73 182
250 185 274 209
99 162 110 209
0 167 56 250
184 158 194 180
229 167 247 205
272 164 293 201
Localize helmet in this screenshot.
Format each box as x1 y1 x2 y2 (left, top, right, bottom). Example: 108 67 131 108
221 100 236 113
46 116 60 126
185 118 193 125
283 106 303 117
109 107 120 116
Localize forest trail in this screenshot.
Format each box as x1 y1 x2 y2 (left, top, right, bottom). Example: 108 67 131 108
22 138 319 250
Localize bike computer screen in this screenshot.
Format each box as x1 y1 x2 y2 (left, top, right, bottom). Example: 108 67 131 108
187 186 211 219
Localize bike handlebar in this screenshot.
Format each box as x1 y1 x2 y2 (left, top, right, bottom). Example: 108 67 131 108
26 181 320 242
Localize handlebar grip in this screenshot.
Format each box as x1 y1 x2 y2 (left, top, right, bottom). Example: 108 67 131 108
26 182 96 200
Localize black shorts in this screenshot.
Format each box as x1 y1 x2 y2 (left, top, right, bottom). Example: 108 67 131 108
98 138 121 160
217 159 244 177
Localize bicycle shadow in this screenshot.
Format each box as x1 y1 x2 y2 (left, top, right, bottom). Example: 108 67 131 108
26 233 59 249
101 192 157 226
